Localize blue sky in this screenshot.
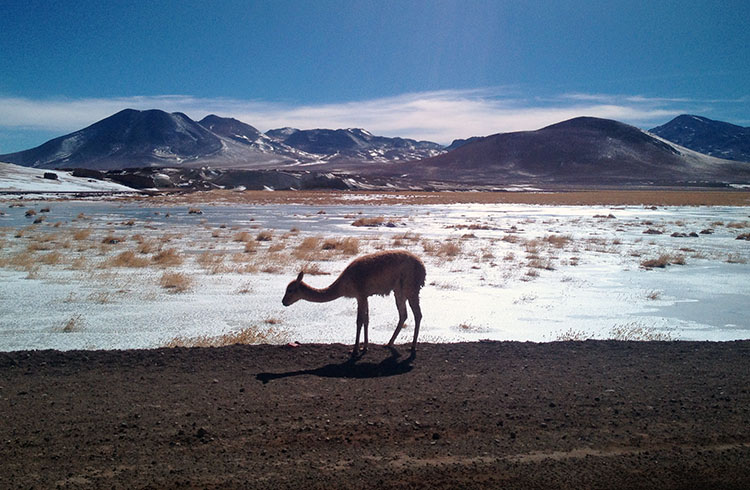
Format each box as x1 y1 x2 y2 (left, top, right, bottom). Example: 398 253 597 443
1 0 748 152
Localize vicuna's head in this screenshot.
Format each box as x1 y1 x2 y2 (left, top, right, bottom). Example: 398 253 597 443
282 271 305 306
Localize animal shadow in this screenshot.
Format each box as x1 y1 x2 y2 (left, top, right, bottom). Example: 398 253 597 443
256 349 414 384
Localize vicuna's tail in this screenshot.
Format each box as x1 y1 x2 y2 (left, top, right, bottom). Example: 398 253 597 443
414 258 426 289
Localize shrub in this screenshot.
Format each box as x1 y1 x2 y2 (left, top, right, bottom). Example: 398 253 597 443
256 230 273 241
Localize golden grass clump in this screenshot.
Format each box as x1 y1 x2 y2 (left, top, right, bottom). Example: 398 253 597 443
352 216 399 227
152 248 184 267
243 240 258 253
233 231 252 242
108 250 150 268
137 239 158 254
4 251 37 270
159 272 194 292
422 239 461 258
256 230 273 241
101 234 124 245
301 262 329 275
544 234 573 248
321 237 360 255
39 251 63 265
165 325 288 347
197 252 230 274
640 254 686 269
297 236 322 251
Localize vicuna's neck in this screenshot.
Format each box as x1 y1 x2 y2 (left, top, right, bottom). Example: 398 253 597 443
300 281 342 303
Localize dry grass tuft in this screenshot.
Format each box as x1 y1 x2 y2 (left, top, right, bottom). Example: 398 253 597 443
108 250 150 268
608 322 674 341
159 272 194 292
153 248 184 267
61 314 83 333
165 325 288 347
5 251 37 270
39 251 63 265
233 231 252 242
422 239 461 258
197 252 230 274
101 234 124 245
640 254 685 269
352 216 399 227
321 237 360 255
544 234 573 248
73 229 92 241
256 230 273 241
301 262 329 275
554 328 590 341
137 239 158 254
726 253 747 264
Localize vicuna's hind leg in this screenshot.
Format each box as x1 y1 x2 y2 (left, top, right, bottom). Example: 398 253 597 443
387 292 408 347
353 297 369 356
408 294 422 353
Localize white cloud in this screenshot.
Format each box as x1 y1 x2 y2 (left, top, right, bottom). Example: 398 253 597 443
0 89 694 145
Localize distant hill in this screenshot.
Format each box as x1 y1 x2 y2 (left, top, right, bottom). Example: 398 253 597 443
649 114 750 163
0 110 444 171
445 136 483 151
265 127 444 164
375 117 750 186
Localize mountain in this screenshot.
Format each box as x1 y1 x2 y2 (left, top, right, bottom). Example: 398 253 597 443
445 136 483 151
0 109 225 170
0 110 444 171
198 114 262 144
376 117 750 186
265 127 444 164
649 115 750 162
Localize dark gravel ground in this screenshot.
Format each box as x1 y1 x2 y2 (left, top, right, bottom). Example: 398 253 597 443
1 340 750 489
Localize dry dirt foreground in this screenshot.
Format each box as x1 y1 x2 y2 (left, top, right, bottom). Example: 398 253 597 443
2 341 750 489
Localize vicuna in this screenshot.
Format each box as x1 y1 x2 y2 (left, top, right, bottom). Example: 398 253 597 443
282 250 426 356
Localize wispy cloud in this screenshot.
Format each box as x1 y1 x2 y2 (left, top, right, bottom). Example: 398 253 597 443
0 89 711 146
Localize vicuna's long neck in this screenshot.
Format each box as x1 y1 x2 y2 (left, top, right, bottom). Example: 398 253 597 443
299 280 343 303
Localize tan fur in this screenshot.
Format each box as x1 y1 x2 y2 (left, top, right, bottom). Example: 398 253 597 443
282 250 426 355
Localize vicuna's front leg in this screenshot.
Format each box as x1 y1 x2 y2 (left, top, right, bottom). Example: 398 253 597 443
353 297 369 356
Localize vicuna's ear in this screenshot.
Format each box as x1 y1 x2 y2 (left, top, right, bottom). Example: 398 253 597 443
296 271 305 282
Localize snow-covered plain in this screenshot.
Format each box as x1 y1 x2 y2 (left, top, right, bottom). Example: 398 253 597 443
0 198 748 351
0 161 136 193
